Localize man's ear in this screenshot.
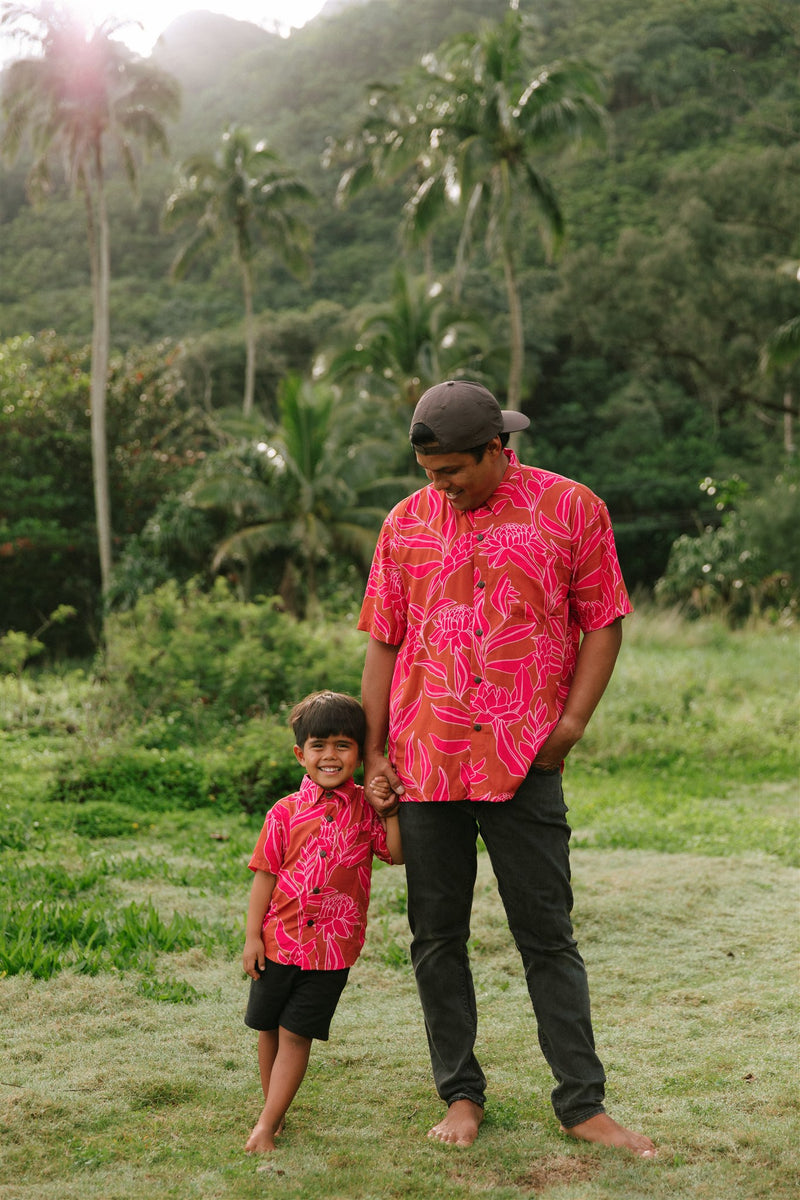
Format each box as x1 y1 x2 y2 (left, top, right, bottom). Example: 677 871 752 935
293 744 305 767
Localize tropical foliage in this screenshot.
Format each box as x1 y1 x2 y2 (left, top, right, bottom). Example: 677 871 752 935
164 125 313 416
0 0 798 651
0 1 180 597
332 5 607 410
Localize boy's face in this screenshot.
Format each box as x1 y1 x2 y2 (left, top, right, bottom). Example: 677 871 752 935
294 733 361 790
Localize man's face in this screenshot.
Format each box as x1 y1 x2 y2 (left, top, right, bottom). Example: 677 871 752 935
415 438 507 511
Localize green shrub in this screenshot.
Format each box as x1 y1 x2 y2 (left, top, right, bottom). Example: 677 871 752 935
69 801 149 839
46 748 211 813
101 577 367 735
655 471 800 623
45 721 308 818
205 716 304 815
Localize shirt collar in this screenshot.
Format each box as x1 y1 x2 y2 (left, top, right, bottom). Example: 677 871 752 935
298 773 357 807
468 448 521 517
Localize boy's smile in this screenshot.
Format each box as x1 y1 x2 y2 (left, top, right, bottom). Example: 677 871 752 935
294 734 361 790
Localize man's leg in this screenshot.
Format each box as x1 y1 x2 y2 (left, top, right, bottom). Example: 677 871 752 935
478 769 605 1127
478 768 655 1156
399 801 486 1142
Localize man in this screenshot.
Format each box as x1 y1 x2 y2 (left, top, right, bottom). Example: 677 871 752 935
359 379 655 1156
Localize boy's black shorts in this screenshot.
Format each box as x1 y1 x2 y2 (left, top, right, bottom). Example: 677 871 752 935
244 960 350 1041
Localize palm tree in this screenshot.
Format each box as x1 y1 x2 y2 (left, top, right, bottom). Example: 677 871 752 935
0 2 180 599
760 261 800 456
187 375 399 616
334 4 607 412
164 127 314 418
329 265 487 413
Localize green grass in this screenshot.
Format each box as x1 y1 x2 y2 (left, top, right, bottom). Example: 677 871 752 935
0 612 798 1199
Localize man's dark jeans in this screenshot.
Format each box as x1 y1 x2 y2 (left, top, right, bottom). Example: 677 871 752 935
397 766 606 1128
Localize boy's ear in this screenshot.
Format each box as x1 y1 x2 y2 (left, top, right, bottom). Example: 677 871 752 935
293 744 305 767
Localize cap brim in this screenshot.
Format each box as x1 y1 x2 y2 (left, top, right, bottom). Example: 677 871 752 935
500 410 531 433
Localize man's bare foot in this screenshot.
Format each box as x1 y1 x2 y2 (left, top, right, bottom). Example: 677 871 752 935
245 1117 284 1153
428 1099 484 1147
561 1112 656 1158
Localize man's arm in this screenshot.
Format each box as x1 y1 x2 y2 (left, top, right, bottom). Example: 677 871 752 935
533 617 623 769
361 636 404 815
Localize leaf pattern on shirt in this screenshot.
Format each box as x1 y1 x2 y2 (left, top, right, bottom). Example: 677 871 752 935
359 451 631 803
248 775 391 970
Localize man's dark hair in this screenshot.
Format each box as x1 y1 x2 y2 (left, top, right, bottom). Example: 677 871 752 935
290 691 366 752
410 422 510 461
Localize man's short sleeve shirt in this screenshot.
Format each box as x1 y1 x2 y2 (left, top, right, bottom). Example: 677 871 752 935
248 775 392 970
358 452 632 803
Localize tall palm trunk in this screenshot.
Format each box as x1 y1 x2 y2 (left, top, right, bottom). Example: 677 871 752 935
242 259 256 418
502 242 524 413
85 145 113 597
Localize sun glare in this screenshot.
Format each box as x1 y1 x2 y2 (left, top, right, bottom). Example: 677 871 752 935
31 1 328 58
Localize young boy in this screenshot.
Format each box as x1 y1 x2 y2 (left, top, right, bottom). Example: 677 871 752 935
242 690 402 1153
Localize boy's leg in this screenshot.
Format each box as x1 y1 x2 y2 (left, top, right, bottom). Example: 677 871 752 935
257 1029 278 1100
246 1027 312 1153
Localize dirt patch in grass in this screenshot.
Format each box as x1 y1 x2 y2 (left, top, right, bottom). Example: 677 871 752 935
515 1152 600 1191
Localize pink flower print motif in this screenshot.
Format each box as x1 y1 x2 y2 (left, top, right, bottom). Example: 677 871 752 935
428 602 472 656
316 893 361 969
484 523 551 577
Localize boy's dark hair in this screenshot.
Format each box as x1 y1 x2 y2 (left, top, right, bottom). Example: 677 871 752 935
289 691 366 753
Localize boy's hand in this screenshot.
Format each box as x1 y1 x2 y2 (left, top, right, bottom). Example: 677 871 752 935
242 936 266 980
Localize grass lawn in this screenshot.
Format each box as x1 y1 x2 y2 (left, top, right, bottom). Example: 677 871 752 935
0 613 798 1199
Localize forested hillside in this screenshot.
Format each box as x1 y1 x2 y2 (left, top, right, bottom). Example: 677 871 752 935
1 0 798 652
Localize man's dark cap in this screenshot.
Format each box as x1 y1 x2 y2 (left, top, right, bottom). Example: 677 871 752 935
409 380 530 453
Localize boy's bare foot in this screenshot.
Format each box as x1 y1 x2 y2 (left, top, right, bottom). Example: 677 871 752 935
245 1117 285 1153
428 1099 484 1147
561 1113 656 1158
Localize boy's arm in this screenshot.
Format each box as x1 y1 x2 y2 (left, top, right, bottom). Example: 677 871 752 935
382 813 404 865
242 869 276 979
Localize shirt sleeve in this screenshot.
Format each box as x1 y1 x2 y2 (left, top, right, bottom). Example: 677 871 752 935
247 804 286 875
568 490 632 631
357 515 408 645
369 807 393 865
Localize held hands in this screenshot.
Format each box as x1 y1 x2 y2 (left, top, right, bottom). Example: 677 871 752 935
242 936 266 981
365 755 404 817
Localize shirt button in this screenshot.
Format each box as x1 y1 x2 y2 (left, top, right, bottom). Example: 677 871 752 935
320 850 327 858
323 790 333 798
312 887 320 894
474 676 482 684
477 580 485 589
306 919 314 927
476 533 484 541
476 629 483 636
474 723 482 731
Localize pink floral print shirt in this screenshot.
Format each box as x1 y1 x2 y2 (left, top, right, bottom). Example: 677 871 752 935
358 451 632 804
248 775 393 970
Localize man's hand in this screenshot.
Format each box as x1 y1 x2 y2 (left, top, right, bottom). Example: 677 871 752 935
364 753 404 816
534 620 624 770
532 712 584 770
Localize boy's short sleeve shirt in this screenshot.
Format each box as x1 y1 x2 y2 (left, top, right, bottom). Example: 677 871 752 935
358 452 632 804
249 775 392 970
